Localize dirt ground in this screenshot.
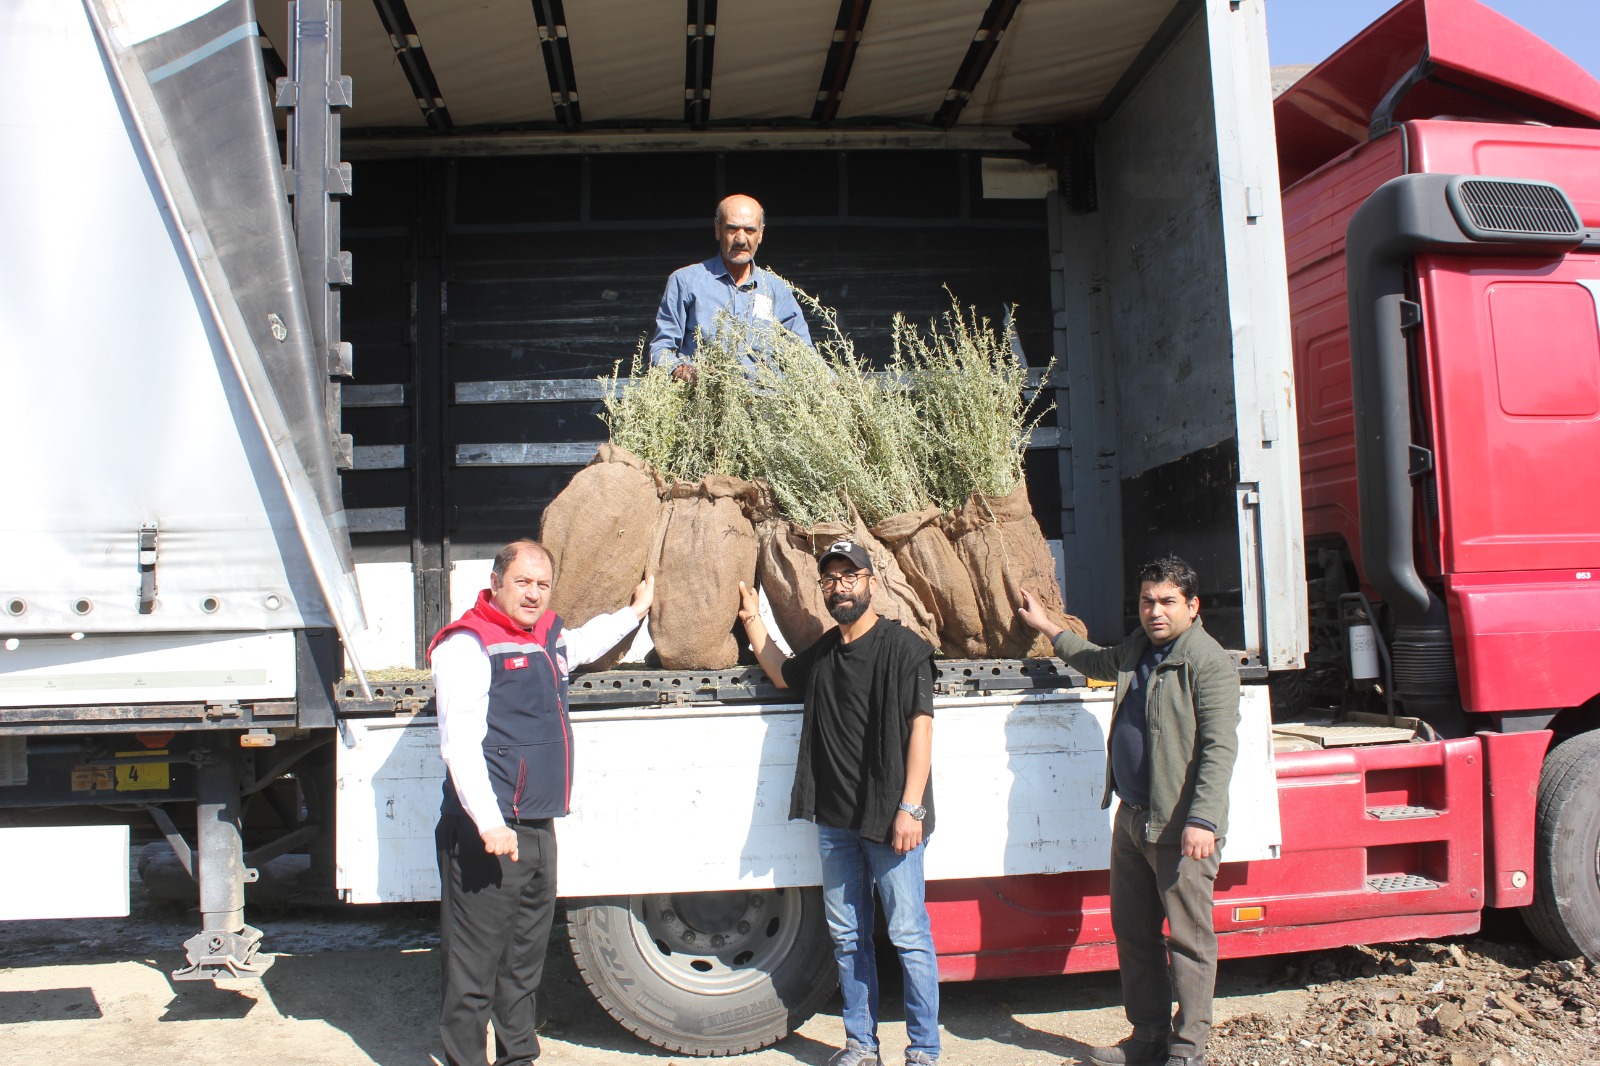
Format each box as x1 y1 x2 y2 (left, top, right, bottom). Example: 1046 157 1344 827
2 885 1597 1066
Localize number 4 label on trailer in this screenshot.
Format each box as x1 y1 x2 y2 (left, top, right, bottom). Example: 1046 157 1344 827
115 750 169 791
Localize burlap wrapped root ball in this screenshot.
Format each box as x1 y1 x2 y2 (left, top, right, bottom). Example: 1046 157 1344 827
872 505 986 659
839 512 938 648
541 444 663 670
752 509 849 656
754 504 938 655
946 482 1086 658
650 475 760 670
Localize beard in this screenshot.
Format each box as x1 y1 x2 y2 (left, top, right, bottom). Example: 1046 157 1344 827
827 589 871 625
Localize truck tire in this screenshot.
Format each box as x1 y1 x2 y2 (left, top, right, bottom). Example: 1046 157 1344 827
568 887 836 1056
1523 730 1600 962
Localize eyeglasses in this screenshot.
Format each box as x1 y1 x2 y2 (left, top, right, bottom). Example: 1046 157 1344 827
818 570 870 591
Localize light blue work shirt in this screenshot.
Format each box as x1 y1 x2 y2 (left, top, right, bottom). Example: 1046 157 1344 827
648 256 813 368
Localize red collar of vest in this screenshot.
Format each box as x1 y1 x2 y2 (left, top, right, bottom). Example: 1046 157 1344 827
427 589 559 661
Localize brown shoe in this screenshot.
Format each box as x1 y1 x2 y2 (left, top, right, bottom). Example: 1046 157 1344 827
1085 1035 1169 1066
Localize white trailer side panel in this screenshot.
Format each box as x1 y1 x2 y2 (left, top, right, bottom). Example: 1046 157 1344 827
0 631 294 707
335 687 1279 902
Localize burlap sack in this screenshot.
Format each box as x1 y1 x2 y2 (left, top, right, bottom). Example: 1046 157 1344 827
842 512 938 649
945 482 1086 658
651 474 760 670
753 516 850 655
541 444 663 670
871 506 985 659
751 499 938 654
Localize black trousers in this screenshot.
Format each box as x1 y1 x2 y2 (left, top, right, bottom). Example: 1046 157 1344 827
1110 803 1222 1059
436 814 558 1066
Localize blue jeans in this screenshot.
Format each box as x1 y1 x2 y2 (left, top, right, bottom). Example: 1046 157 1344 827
816 824 941 1061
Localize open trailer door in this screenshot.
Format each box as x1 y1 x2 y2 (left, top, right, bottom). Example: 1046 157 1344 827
1 0 366 693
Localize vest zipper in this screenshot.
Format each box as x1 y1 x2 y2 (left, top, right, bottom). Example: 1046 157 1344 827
541 644 571 811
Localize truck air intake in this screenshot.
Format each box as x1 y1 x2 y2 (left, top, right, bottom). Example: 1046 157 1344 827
1451 178 1583 241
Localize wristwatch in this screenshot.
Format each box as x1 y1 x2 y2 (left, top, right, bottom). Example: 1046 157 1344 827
897 801 927 821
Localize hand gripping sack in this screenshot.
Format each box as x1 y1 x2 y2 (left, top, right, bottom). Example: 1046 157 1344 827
541 444 664 669
946 482 1086 658
651 474 760 670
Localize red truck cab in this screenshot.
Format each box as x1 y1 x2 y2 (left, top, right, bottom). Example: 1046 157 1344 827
1276 0 1600 958
1280 0 1600 728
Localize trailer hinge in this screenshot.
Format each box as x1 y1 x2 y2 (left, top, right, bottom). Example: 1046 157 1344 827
328 75 353 109
328 251 353 286
138 524 158 614
328 341 354 377
333 433 354 470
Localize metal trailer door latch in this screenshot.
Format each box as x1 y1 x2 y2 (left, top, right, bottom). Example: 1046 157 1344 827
138 524 158 614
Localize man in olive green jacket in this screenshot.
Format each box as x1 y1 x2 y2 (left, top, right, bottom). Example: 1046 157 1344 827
1018 555 1238 1066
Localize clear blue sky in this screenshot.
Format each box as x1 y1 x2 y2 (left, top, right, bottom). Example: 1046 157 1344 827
1265 0 1600 81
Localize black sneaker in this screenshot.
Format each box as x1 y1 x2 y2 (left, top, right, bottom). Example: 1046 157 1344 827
1163 1056 1204 1066
1085 1036 1169 1066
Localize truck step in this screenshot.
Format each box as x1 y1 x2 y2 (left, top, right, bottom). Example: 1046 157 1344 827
1366 804 1442 820
1366 873 1441 893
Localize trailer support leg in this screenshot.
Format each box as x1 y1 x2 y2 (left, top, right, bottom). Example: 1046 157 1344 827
172 751 266 980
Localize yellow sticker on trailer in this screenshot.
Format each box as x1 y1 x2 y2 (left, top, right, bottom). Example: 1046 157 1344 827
115 750 168 791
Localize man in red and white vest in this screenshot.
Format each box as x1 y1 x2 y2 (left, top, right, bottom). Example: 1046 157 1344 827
429 538 652 1066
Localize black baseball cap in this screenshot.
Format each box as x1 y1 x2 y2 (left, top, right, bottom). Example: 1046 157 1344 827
817 539 873 574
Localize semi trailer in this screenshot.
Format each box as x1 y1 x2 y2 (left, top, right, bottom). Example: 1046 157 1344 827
1 0 1597 1057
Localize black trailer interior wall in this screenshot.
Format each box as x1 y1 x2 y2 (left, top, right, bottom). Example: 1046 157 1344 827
339 149 1060 659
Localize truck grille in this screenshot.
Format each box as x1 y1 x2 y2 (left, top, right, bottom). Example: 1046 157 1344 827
1457 179 1580 238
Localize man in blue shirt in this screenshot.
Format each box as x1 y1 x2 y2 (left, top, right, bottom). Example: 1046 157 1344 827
649 194 812 381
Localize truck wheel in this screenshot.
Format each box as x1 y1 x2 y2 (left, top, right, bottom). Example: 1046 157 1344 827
568 887 836 1056
1524 730 1600 962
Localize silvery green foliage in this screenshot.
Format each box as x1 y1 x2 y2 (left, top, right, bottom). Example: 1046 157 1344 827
893 293 1053 511
601 290 1050 522
745 289 928 527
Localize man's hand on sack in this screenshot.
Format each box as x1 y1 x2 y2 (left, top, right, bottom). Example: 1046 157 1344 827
1015 587 1064 641
630 574 656 620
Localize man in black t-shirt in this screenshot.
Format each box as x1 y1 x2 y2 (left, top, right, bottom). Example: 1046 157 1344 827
737 540 941 1066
